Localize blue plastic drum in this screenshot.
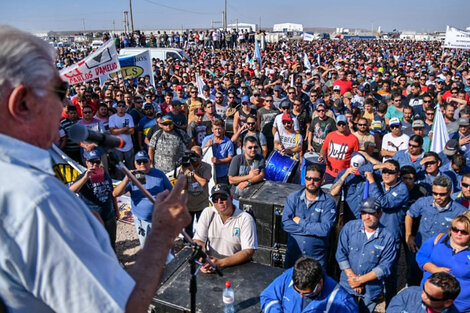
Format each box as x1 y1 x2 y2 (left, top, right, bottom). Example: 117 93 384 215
265 151 298 183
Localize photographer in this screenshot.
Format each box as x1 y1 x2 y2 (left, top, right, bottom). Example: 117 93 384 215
178 146 212 237
69 150 118 250
113 151 173 251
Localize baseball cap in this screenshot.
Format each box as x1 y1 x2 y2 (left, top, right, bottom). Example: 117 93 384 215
443 139 459 156
160 114 173 124
281 101 292 109
360 197 381 214
176 85 183 91
333 85 341 91
194 107 205 116
336 115 347 124
350 152 366 168
85 149 101 161
442 66 449 71
241 95 250 103
343 91 353 99
135 150 150 161
273 85 282 91
211 184 231 198
281 113 293 122
144 103 154 109
412 120 425 128
459 117 470 126
389 117 401 126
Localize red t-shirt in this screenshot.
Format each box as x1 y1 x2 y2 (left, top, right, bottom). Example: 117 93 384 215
332 79 353 95
321 131 359 177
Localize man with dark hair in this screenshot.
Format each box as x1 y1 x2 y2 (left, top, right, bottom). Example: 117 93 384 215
453 172 470 209
416 151 446 193
387 272 460 313
337 197 397 313
228 136 265 200
260 257 358 313
443 153 468 193
405 175 466 286
392 134 425 169
59 105 82 163
282 164 337 268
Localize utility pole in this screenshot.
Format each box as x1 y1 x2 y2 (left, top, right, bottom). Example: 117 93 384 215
112 19 116 34
236 18 238 31
259 16 261 32
82 18 86 32
123 11 129 33
224 0 227 30
129 0 134 33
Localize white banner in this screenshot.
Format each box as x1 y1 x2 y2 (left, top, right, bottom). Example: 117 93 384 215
60 40 120 85
442 26 470 50
303 32 314 41
100 50 154 86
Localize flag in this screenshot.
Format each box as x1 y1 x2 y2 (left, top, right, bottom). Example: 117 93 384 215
303 53 312 71
100 50 154 86
254 39 263 68
430 105 450 153
195 73 206 97
60 40 120 85
245 53 250 65
443 26 470 50
317 53 321 65
290 73 294 87
303 32 314 41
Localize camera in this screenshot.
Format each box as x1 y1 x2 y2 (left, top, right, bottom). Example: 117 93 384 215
134 170 146 184
181 150 199 167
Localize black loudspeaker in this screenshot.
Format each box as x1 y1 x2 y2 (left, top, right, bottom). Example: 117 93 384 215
252 244 287 268
239 181 304 247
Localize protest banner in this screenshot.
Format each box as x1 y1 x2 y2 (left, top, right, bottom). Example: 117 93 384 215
60 40 120 85
442 26 470 50
303 32 314 41
99 50 154 86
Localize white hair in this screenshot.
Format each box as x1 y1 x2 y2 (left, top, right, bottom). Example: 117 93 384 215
0 25 56 99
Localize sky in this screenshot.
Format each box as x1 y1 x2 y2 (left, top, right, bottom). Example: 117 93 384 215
1 0 469 34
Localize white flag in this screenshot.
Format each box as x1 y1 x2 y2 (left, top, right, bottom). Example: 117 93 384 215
303 53 312 71
430 105 450 154
60 40 120 85
303 32 314 41
442 26 470 50
195 73 206 97
254 39 263 68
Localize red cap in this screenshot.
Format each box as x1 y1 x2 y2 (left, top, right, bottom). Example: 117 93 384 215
281 113 293 122
176 85 183 90
225 281 231 288
194 108 205 115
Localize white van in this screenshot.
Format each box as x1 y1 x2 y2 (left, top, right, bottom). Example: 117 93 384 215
119 47 190 63
91 40 104 50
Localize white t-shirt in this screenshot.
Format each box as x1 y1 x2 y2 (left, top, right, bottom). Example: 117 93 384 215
273 113 300 135
381 132 409 161
108 113 135 152
274 131 303 159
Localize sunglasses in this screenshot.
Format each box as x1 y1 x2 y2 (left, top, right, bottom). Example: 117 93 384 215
337 122 346 126
382 169 397 175
305 176 322 182
266 100 273 102
451 227 469 236
462 182 470 189
423 100 432 103
358 123 367 127
390 125 399 129
117 105 126 108
246 122 256 126
136 159 149 165
161 122 173 126
282 121 292 125
83 111 93 114
425 161 437 166
409 143 420 148
423 288 446 302
246 145 258 150
88 159 101 165
432 191 448 197
316 109 325 113
212 194 228 202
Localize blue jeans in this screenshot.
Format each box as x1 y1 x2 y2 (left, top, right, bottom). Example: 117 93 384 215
133 216 174 264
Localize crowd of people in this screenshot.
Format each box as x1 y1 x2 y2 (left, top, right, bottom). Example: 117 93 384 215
2 23 470 312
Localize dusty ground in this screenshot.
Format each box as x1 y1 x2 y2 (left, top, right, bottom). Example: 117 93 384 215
115 221 387 312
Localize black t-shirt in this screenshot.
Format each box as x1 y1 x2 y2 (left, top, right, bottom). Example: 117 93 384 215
73 171 114 220
228 154 266 199
309 116 336 153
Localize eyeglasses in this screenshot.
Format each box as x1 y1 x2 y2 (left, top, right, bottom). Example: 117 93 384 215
423 288 446 302
305 176 322 182
117 105 126 108
294 285 318 298
288 92 295 95
462 182 470 189
390 125 399 129
246 122 256 126
88 159 101 165
212 194 228 202
266 100 273 102
432 191 448 197
423 100 432 103
394 99 401 102
425 161 437 166
145 95 152 98
409 143 420 148
451 227 469 236
282 121 292 125
426 112 435 115
382 169 397 175
317 110 325 113
358 124 367 127
136 159 149 165
246 145 258 150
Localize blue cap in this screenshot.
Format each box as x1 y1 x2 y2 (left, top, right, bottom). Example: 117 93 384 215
160 114 173 124
336 115 347 124
85 149 101 161
135 150 150 161
442 66 449 71
241 95 250 103
437 78 445 83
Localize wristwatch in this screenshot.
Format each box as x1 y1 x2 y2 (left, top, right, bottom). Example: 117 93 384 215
246 180 252 186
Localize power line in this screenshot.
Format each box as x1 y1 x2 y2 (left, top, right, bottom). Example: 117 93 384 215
142 0 218 15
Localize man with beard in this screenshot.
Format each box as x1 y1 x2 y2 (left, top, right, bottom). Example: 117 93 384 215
453 172 470 209
274 113 303 161
137 103 158 151
336 197 396 313
258 95 279 153
387 272 460 313
307 103 336 154
282 164 337 269
231 115 268 157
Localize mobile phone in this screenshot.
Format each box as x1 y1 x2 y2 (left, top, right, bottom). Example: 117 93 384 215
89 167 105 183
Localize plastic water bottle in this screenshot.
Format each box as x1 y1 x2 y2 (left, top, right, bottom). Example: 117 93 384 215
223 280 235 313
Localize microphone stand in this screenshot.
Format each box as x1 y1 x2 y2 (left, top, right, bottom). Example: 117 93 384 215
116 162 223 313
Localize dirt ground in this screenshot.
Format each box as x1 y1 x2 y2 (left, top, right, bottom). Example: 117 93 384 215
115 221 388 312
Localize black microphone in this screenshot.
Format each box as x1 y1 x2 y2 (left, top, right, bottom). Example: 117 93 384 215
68 124 124 149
